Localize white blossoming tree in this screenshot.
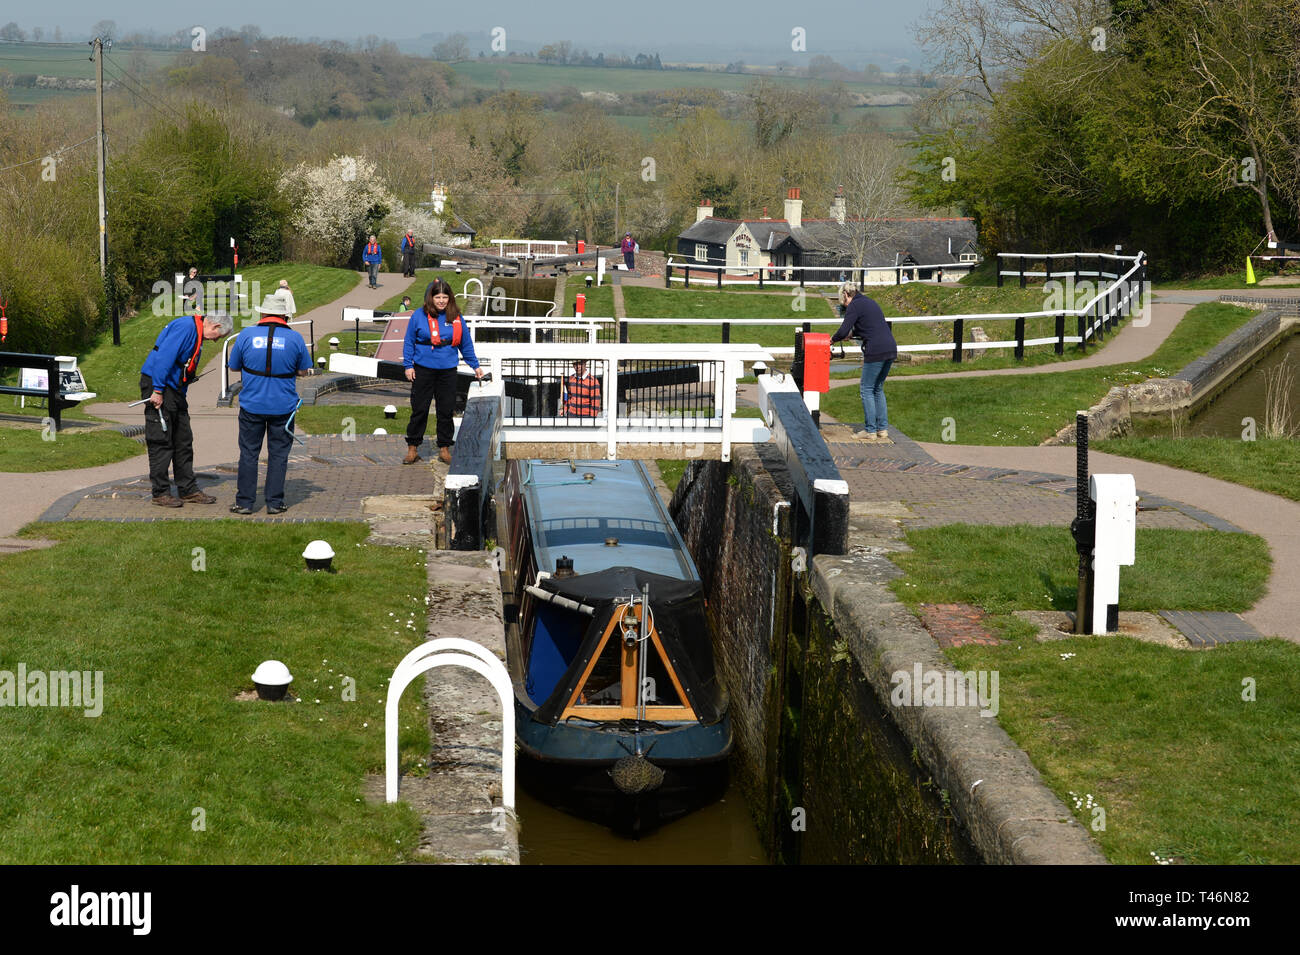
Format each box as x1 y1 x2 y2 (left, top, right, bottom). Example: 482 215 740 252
279 155 451 268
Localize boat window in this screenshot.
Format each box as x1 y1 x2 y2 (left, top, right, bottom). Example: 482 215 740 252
644 648 683 706
580 630 623 705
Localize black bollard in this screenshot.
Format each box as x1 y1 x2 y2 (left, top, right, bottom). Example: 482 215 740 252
1070 411 1095 633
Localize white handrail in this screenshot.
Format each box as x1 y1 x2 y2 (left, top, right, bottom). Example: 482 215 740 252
219 318 315 401
385 639 515 812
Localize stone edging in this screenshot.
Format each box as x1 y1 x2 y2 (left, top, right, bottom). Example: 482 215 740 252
810 553 1109 864
1045 305 1293 443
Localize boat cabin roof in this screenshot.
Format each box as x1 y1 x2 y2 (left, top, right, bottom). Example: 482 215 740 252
521 460 699 582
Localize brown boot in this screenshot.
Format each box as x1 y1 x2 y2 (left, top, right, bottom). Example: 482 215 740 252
152 494 184 508
438 446 452 465
402 445 421 465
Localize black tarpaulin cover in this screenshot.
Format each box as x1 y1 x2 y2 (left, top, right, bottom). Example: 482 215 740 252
534 567 724 726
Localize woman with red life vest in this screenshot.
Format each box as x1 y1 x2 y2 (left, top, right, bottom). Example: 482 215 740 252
363 234 382 288
402 278 483 465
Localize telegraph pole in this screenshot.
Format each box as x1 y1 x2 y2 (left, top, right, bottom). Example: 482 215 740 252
91 36 117 344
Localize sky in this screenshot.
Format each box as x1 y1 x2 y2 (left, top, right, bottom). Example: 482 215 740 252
17 0 944 66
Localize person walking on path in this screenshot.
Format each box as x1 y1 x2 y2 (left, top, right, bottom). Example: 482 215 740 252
400 230 418 277
226 290 313 514
363 234 383 288
621 232 637 271
139 311 233 506
402 278 484 465
277 279 297 317
831 280 897 444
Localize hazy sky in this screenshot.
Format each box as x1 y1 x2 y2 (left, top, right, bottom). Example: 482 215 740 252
23 0 942 64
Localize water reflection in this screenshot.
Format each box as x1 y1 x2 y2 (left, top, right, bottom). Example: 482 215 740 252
518 777 768 865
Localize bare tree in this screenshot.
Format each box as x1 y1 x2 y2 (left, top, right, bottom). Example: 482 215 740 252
831 133 914 270
1160 0 1298 238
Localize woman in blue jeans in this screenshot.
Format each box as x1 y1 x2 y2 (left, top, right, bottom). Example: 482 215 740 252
831 281 898 443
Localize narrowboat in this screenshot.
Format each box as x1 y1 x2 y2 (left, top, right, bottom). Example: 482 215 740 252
499 458 731 833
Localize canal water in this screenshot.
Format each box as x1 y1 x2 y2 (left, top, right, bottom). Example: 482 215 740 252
1186 334 1300 437
517 776 768 864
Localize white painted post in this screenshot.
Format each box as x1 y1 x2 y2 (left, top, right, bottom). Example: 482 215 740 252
606 356 619 459
385 638 515 811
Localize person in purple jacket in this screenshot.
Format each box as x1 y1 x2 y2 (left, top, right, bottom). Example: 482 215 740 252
831 281 898 444
362 234 382 288
621 232 636 271
401 278 484 465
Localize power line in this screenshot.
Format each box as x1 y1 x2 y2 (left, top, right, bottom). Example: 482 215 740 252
101 57 188 125
0 135 97 174
0 55 93 63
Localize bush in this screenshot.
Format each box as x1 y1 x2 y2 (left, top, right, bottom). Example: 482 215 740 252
0 234 102 355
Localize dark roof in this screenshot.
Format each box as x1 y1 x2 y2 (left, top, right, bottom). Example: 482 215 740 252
449 214 476 236
678 217 737 245
678 215 978 267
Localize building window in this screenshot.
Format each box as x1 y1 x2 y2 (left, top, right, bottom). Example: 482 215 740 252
959 253 978 263
739 250 749 268
695 244 708 262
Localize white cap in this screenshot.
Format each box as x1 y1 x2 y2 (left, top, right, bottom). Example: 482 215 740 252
251 660 293 686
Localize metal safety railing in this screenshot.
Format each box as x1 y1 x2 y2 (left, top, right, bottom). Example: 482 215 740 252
218 318 315 402
472 342 772 462
665 259 978 288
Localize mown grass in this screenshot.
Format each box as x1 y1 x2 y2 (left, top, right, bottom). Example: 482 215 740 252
296 404 411 437
78 264 358 403
890 523 1293 863
1096 437 1300 503
0 521 430 863
822 303 1257 443
0 427 144 472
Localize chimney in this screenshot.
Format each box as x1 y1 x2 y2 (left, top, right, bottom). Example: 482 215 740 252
696 198 714 223
784 188 802 230
830 186 846 225
761 206 770 219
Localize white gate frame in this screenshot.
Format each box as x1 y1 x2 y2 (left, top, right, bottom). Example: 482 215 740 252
385 637 515 811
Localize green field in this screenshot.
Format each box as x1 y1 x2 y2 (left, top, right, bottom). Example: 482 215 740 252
450 60 903 96
0 426 144 472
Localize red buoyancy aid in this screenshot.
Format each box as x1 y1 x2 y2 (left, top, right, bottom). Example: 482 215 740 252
366 241 379 256
426 310 462 347
180 315 205 384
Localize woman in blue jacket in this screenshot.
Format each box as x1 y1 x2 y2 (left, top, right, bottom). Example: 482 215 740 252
362 234 382 288
402 278 484 465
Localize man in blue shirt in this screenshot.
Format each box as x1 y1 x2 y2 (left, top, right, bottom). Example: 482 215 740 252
139 311 233 507
227 291 313 514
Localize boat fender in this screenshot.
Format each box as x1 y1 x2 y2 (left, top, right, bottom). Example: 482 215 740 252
610 754 665 795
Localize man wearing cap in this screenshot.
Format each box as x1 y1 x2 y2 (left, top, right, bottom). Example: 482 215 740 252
621 232 636 271
226 290 313 514
140 311 233 507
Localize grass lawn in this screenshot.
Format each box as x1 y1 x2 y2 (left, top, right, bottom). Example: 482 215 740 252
564 284 615 318
0 427 144 472
78 265 358 404
889 523 1294 864
297 404 410 436
822 303 1257 443
0 521 430 863
1155 269 1300 290
620 286 837 346
1096 437 1300 503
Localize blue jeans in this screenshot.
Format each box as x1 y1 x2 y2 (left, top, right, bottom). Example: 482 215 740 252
237 408 295 509
860 358 893 432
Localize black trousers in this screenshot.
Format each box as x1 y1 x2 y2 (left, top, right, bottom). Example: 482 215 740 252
406 365 458 449
401 248 416 276
140 374 197 498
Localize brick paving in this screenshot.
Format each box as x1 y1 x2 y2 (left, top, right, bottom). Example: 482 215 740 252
40 435 448 525
919 603 1002 648
818 423 1220 533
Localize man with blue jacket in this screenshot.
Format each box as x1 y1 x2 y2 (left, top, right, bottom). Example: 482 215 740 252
140 311 233 507
227 291 313 514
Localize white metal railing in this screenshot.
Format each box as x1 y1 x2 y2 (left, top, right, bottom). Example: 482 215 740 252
470 342 772 461
385 638 515 834
665 259 977 287
491 239 568 259
218 318 315 401
997 250 1138 284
